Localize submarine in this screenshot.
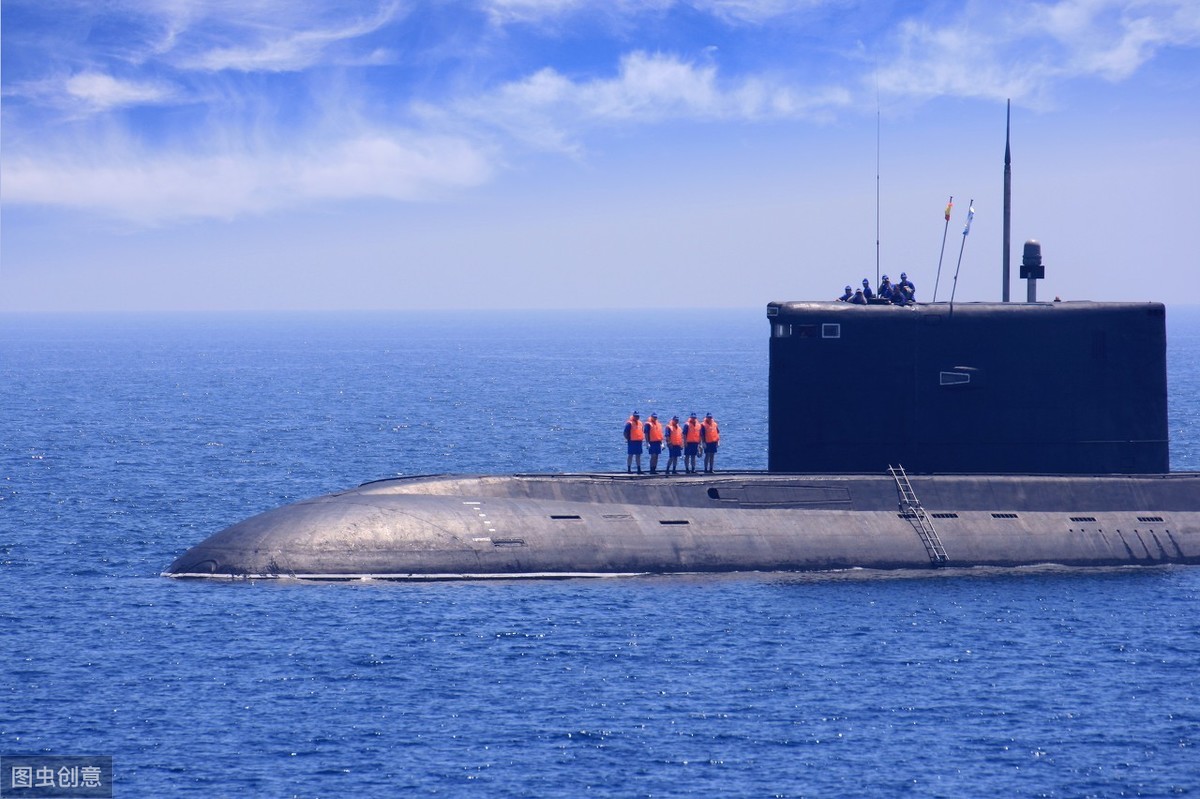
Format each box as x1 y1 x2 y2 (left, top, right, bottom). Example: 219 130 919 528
165 110 1200 579
164 266 1200 579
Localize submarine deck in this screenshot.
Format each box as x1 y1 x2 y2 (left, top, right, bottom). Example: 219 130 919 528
351 471 1200 512
165 471 1200 580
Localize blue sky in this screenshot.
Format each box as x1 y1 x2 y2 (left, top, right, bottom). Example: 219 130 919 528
3 0 1198 311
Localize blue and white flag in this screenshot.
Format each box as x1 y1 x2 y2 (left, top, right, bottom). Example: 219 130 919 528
962 202 975 236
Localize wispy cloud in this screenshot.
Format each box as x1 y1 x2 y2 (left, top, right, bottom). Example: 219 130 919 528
173 1 405 72
480 0 826 26
64 72 179 111
875 0 1200 103
2 130 492 224
689 0 830 25
441 51 850 153
3 0 1197 225
1033 0 1200 80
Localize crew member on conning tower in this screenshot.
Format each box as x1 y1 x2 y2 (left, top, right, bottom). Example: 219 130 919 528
878 275 894 300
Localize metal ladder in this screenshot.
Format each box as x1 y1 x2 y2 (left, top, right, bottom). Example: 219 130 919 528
888 465 949 566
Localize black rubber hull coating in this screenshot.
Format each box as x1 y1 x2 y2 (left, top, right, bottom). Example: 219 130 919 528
164 472 1200 580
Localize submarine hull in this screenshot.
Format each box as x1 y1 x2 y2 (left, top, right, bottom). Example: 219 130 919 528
165 472 1200 579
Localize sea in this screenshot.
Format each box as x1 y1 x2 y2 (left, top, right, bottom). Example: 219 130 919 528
2 307 1199 798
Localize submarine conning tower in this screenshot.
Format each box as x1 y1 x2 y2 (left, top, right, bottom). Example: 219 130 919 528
766 300 1168 474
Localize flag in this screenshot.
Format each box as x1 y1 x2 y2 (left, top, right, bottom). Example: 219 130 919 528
962 202 975 235
944 196 953 221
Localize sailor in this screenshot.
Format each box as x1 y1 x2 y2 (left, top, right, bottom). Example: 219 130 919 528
861 278 874 300
837 285 853 302
701 413 720 473
624 411 644 474
644 413 664 474
665 416 684 475
683 413 702 474
899 272 915 298
850 288 867 305
878 275 894 300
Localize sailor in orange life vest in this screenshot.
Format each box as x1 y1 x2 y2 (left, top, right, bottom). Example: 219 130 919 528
664 416 684 475
623 411 644 474
682 412 702 474
700 412 720 473
643 413 665 474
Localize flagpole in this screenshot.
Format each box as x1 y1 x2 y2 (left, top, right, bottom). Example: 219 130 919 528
933 195 952 302
949 199 974 309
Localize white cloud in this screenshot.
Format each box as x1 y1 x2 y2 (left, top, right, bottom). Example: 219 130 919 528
875 0 1200 103
876 20 1035 103
2 131 493 224
173 2 404 72
690 0 829 25
480 0 826 26
64 72 178 111
1032 0 1200 81
445 51 850 153
177 3 403 72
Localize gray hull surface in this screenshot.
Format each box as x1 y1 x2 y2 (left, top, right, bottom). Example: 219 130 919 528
165 472 1200 580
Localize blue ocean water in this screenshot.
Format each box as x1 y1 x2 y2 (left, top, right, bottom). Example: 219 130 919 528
2 307 1199 797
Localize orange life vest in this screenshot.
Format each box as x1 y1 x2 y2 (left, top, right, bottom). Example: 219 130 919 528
667 422 683 447
685 420 701 444
627 417 644 442
647 420 663 443
702 419 720 443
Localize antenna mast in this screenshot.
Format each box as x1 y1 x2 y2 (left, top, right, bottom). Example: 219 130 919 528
875 101 881 288
1002 99 1011 302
